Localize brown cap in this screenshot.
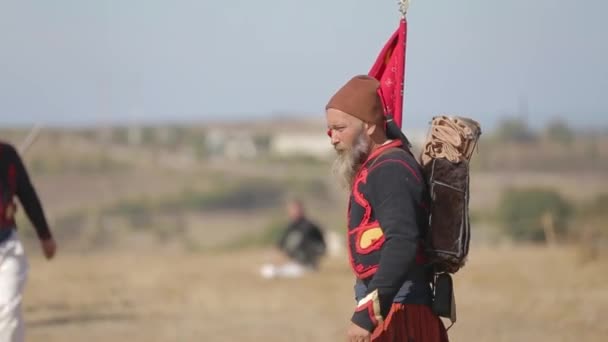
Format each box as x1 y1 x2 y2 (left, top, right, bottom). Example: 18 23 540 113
326 75 385 124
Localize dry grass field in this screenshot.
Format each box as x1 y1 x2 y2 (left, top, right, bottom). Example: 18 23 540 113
3 126 606 341
22 245 608 342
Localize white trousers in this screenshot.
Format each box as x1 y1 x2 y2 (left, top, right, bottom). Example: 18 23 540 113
259 262 309 279
0 232 28 342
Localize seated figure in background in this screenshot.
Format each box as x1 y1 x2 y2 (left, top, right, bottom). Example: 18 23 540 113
260 198 326 279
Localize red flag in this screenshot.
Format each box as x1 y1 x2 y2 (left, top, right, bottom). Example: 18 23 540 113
368 18 407 129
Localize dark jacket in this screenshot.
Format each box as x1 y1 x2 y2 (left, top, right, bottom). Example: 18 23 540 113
347 140 432 332
0 141 52 243
277 217 326 268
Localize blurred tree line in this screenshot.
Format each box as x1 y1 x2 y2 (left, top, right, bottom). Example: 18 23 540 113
470 116 607 171
494 117 576 145
480 187 608 260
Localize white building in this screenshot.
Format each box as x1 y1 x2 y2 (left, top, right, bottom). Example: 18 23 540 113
269 133 333 160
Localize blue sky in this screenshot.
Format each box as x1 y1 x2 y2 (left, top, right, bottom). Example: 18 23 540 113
0 0 606 130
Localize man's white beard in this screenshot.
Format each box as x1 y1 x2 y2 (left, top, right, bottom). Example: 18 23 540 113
331 132 370 191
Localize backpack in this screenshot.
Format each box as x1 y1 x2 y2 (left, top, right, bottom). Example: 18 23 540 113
419 115 482 274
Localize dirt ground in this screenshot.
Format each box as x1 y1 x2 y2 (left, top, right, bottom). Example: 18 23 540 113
21 245 608 342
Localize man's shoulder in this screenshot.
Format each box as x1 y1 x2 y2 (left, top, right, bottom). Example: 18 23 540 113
0 141 18 156
298 217 318 227
294 217 322 232
368 148 423 181
376 147 415 162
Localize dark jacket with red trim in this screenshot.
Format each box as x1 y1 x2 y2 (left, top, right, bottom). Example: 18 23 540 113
0 141 52 243
348 140 432 332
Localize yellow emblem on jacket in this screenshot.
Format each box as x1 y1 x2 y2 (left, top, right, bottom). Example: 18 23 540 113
359 227 384 249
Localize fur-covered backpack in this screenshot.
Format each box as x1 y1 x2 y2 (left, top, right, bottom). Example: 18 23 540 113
420 115 481 273
383 114 481 325
418 115 481 325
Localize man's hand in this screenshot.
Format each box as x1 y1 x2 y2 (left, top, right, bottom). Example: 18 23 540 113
347 322 371 342
40 238 57 260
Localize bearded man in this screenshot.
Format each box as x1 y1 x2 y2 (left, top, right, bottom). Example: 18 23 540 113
325 75 449 342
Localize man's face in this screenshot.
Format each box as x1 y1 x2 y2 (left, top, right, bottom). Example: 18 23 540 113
325 108 371 190
325 108 365 152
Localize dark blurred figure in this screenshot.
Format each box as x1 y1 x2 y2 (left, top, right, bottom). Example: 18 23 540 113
277 199 326 269
260 199 326 279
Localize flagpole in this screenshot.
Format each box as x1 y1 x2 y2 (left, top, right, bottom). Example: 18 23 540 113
370 0 412 147
398 0 409 125
390 0 411 147
19 123 43 155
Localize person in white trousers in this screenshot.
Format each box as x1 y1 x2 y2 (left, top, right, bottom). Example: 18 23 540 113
0 141 56 342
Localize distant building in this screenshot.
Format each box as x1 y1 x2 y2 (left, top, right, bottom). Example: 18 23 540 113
269 133 333 160
205 129 258 160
